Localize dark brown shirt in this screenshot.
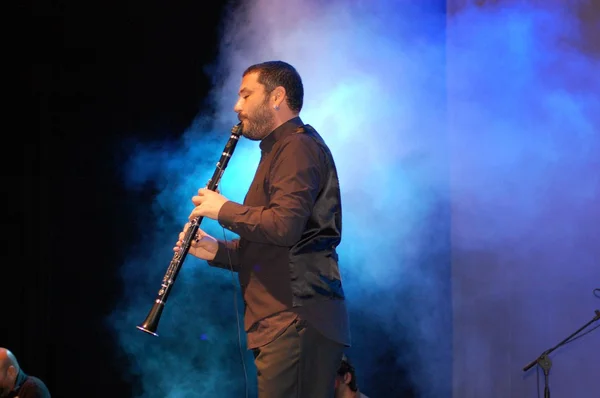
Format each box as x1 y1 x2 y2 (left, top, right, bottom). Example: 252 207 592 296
209 116 350 349
7 370 51 398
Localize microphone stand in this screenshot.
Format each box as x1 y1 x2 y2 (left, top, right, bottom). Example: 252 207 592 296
522 309 600 398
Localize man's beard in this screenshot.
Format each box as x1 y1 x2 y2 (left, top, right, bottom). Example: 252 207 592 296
239 100 275 141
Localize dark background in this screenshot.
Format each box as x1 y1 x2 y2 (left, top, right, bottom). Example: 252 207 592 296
18 0 238 396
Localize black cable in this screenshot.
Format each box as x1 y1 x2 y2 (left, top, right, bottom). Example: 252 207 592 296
536 365 540 398
594 288 600 298
220 189 248 398
562 323 600 344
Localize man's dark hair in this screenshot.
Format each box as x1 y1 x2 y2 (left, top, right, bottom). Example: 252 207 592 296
243 60 304 113
337 354 359 392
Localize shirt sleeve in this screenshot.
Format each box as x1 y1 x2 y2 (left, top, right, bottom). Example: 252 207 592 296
217 134 325 246
207 239 241 271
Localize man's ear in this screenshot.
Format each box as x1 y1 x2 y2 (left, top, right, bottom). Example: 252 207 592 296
344 372 352 385
7 365 17 379
272 86 286 107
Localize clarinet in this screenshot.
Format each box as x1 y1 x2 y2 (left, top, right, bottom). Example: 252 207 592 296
137 122 243 336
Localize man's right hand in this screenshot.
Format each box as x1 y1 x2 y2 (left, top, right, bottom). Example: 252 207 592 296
173 223 218 261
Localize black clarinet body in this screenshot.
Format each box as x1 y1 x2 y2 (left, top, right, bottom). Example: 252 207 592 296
137 122 243 336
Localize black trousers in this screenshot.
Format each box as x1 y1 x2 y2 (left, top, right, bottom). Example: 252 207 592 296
252 318 345 398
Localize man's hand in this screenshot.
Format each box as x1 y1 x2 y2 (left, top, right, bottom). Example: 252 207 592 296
173 223 218 261
188 188 230 221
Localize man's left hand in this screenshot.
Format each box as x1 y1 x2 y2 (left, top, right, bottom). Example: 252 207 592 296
189 188 230 221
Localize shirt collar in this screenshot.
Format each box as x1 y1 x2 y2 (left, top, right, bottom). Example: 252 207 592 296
259 116 304 153
13 369 27 392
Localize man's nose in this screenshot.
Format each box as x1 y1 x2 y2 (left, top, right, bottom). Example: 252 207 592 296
233 99 243 113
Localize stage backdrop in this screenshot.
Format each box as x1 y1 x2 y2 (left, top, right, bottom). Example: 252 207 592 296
109 1 598 397
447 1 600 397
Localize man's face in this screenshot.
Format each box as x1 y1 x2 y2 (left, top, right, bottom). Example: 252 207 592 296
0 366 16 398
234 72 276 141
